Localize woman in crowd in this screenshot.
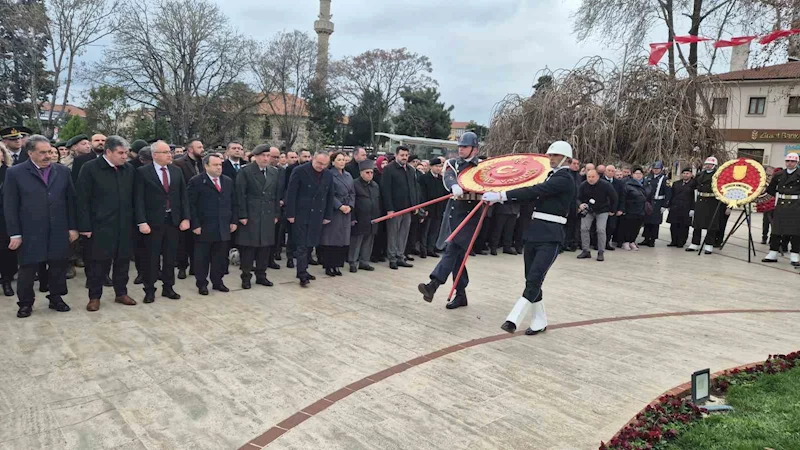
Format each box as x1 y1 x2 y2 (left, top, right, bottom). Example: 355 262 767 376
319 151 355 276
618 167 650 251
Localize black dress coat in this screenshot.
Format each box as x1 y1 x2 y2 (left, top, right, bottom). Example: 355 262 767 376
344 158 361 181
667 179 695 226
134 163 190 227
76 157 136 260
766 168 800 235
3 161 77 265
352 177 381 236
172 154 205 186
692 171 722 230
188 174 237 243
619 178 649 218
222 159 245 181
418 171 449 219
70 151 100 185
380 161 419 212
235 164 282 247
285 162 334 248
643 173 672 225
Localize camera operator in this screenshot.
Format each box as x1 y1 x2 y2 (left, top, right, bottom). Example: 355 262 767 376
577 169 618 261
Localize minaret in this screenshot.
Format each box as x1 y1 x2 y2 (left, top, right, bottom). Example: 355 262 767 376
314 0 334 86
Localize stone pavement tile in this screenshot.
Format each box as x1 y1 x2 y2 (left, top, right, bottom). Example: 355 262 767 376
0 429 67 450
0 406 61 443
124 344 193 385
77 351 156 396
58 408 139 450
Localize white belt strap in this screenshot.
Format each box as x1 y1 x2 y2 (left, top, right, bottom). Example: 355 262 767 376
777 194 800 200
654 196 666 200
531 211 568 224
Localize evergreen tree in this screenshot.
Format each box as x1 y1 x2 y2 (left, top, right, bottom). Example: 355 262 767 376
466 121 489 141
394 87 453 139
306 81 344 146
58 114 87 141
344 89 390 147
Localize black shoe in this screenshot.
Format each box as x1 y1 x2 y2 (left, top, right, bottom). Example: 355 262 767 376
268 262 281 270
477 249 488 255
358 263 375 271
326 268 337 277
503 248 518 255
446 293 468 309
177 269 187 279
162 288 181 299
189 268 195 276
275 254 282 261
17 306 32 318
418 279 441 302
666 242 677 247
420 248 427 259
287 259 295 269
761 238 768 245
378 257 387 262
577 250 591 259
143 293 155 304
66 265 76 279
515 247 523 254
2 282 14 297
597 252 604 262
48 301 70 312
198 287 209 295
469 250 476 256
242 278 252 289
501 321 516 333
525 326 547 335
405 256 415 262
334 268 343 276
565 246 577 252
309 258 319 266
212 284 230 293
104 276 113 287
134 274 144 285
300 278 310 287
490 248 498 255
39 283 49 293
604 244 615 251
397 261 413 268
647 241 656 248
255 277 273 287
390 262 398 270
349 264 358 273
427 249 439 258
308 274 316 281
638 240 648 246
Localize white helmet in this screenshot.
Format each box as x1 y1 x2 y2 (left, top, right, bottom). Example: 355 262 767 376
704 156 718 166
785 152 799 162
546 141 573 159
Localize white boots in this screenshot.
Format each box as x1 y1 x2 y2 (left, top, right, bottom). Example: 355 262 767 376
762 250 778 263
686 243 698 251
500 297 548 336
791 253 800 266
703 245 713 254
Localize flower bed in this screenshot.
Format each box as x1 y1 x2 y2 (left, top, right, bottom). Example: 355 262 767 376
601 351 800 450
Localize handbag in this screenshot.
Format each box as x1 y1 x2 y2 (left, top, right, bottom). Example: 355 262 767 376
644 201 653 216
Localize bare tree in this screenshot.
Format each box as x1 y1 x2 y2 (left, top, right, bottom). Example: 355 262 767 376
44 0 118 137
95 0 255 142
330 48 436 150
250 30 317 151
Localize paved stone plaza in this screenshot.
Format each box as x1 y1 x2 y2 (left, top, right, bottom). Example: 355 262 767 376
0 216 798 450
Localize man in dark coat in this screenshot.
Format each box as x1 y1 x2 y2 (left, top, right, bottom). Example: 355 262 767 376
640 161 672 247
283 149 310 268
222 141 246 181
134 141 190 303
235 145 282 289
603 165 625 249
188 154 237 295
345 147 367 181
686 157 723 254
266 146 285 270
129 139 149 168
3 135 78 317
1 126 32 165
285 152 334 287
380 146 419 269
576 169 618 261
70 134 106 185
76 135 138 311
762 152 800 265
667 168 695 248
172 139 206 279
349 159 381 272
418 158 448 257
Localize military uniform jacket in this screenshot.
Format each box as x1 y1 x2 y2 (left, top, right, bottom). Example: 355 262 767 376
235 164 282 247
643 173 671 225
667 180 695 226
435 157 481 250
506 166 576 244
692 170 723 231
76 157 136 260
766 168 800 235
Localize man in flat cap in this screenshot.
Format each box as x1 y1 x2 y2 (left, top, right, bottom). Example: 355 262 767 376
418 158 448 257
67 134 92 184
1 126 33 165
129 139 149 168
349 159 381 272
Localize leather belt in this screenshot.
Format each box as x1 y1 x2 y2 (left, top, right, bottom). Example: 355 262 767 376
777 193 800 200
455 193 482 201
698 192 716 198
531 211 567 224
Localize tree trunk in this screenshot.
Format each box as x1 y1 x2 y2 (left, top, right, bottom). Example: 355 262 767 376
60 53 76 129
790 0 800 60
687 0 703 116
666 0 676 78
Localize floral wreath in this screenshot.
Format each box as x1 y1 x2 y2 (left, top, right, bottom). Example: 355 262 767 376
711 157 767 208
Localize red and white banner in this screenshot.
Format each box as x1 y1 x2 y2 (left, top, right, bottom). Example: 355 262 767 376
649 42 673 66
713 36 757 48
648 29 800 66
674 35 712 44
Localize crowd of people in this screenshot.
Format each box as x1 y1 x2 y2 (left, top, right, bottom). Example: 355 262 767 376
1 124 798 320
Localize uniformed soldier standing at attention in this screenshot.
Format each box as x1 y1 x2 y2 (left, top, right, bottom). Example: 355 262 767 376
686 156 723 255
482 141 576 335
639 161 671 247
417 132 482 310
762 152 800 266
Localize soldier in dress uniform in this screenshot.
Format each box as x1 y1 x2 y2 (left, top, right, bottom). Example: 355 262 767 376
639 161 671 247
762 153 800 266
686 156 723 254
417 132 482 310
667 168 695 248
482 141 577 335
1 127 32 164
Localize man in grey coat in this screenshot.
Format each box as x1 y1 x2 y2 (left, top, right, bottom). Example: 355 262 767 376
235 144 282 289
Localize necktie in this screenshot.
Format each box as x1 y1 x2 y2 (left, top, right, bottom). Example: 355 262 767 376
12 154 18 164
234 163 239 171
261 169 267 180
161 167 171 210
213 178 221 192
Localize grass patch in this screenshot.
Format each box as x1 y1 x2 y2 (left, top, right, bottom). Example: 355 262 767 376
664 366 800 450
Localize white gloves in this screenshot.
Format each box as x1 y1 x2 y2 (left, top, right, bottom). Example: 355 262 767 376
660 207 667 214
451 184 464 199
689 210 695 218
482 191 507 204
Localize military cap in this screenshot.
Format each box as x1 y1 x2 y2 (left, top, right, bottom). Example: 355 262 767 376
653 161 664 169
359 160 375 171
130 139 148 153
429 158 443 166
458 131 479 147
681 167 693 173
251 144 270 155
55 141 67 148
1 126 32 139
408 155 420 163
65 134 89 148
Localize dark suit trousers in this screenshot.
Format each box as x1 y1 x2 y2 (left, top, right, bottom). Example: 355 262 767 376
87 257 130 299
642 223 660 240
430 240 469 293
292 223 311 279
670 223 690 247
17 260 68 308
606 215 619 245
194 240 227 288
240 246 270 280
406 215 421 254
270 220 283 263
522 242 560 302
421 215 441 252
134 230 146 276
490 214 516 250
0 245 18 283
143 215 180 294
177 231 195 270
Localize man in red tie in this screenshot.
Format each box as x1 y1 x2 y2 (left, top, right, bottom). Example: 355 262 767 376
187 154 237 295
134 141 190 303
